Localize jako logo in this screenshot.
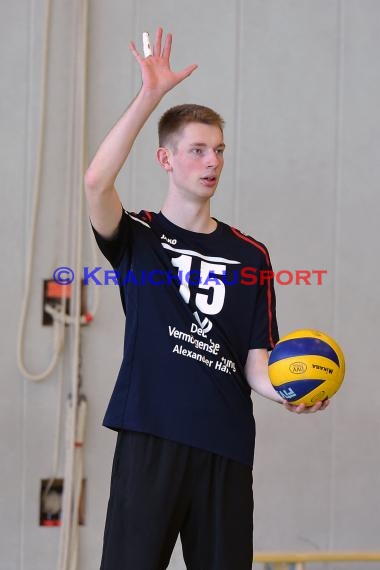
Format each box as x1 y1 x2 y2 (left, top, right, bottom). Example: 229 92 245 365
289 362 307 374
161 234 177 245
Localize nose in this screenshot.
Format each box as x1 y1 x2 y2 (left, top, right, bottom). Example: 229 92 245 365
206 150 221 168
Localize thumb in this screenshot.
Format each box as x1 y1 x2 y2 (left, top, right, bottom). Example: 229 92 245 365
176 63 198 82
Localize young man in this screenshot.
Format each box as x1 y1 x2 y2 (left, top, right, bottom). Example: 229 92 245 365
85 27 328 570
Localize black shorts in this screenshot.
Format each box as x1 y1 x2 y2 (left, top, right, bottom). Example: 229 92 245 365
100 430 253 570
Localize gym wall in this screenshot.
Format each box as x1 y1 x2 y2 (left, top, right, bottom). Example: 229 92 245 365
1 1 379 569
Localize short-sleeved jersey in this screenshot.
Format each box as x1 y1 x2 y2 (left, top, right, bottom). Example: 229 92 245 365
92 209 279 466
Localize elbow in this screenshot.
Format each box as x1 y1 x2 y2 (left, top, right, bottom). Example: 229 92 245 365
84 166 103 193
84 164 115 195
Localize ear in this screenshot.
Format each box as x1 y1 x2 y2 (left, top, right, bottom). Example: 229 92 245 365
156 147 173 172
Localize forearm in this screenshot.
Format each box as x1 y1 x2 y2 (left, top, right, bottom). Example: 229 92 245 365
245 348 282 403
85 88 162 192
249 371 282 403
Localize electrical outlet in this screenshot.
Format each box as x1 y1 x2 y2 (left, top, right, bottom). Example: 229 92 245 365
42 279 87 325
40 478 86 526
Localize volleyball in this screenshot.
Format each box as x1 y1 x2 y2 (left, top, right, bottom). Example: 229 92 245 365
268 329 345 406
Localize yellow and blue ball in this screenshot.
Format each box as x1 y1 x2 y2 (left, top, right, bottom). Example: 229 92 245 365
268 329 345 406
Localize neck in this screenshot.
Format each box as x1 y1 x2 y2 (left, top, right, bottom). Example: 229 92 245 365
161 194 217 234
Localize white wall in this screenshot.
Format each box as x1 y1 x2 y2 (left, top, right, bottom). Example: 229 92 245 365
1 1 379 568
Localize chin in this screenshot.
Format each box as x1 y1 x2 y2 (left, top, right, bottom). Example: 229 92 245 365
195 189 217 201
177 182 219 201
197 183 219 198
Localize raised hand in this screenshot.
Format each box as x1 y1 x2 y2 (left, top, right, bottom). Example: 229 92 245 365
129 27 198 97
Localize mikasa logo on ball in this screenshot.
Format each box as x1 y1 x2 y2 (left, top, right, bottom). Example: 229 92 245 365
289 362 307 374
312 363 333 375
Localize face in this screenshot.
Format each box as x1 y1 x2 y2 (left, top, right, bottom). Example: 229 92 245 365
159 122 225 200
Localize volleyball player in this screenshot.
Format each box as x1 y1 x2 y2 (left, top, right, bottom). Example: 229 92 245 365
85 27 328 570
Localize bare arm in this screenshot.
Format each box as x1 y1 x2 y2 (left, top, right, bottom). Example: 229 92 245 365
84 27 197 238
245 348 329 413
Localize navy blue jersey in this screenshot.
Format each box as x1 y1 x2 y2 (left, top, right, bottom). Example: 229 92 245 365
92 209 279 466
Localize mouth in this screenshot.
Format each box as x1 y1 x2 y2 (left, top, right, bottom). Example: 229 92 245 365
200 175 217 186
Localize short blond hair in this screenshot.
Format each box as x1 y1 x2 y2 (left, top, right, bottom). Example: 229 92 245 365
158 104 225 150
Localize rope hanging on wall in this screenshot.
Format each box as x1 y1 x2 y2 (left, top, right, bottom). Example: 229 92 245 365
16 1 97 569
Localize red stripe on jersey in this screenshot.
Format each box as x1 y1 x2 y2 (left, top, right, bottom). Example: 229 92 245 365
266 284 275 349
144 210 153 222
231 227 270 265
231 226 275 348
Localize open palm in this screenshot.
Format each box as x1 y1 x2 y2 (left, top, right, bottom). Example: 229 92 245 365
129 27 198 96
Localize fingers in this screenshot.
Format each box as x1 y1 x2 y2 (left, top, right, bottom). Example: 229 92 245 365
162 32 172 60
154 27 163 57
176 63 198 82
129 28 198 89
306 401 323 413
283 399 329 414
283 401 306 414
142 32 153 57
307 399 330 413
130 28 170 60
129 41 143 63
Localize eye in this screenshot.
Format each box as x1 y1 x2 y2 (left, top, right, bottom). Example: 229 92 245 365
191 148 204 156
216 148 225 156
